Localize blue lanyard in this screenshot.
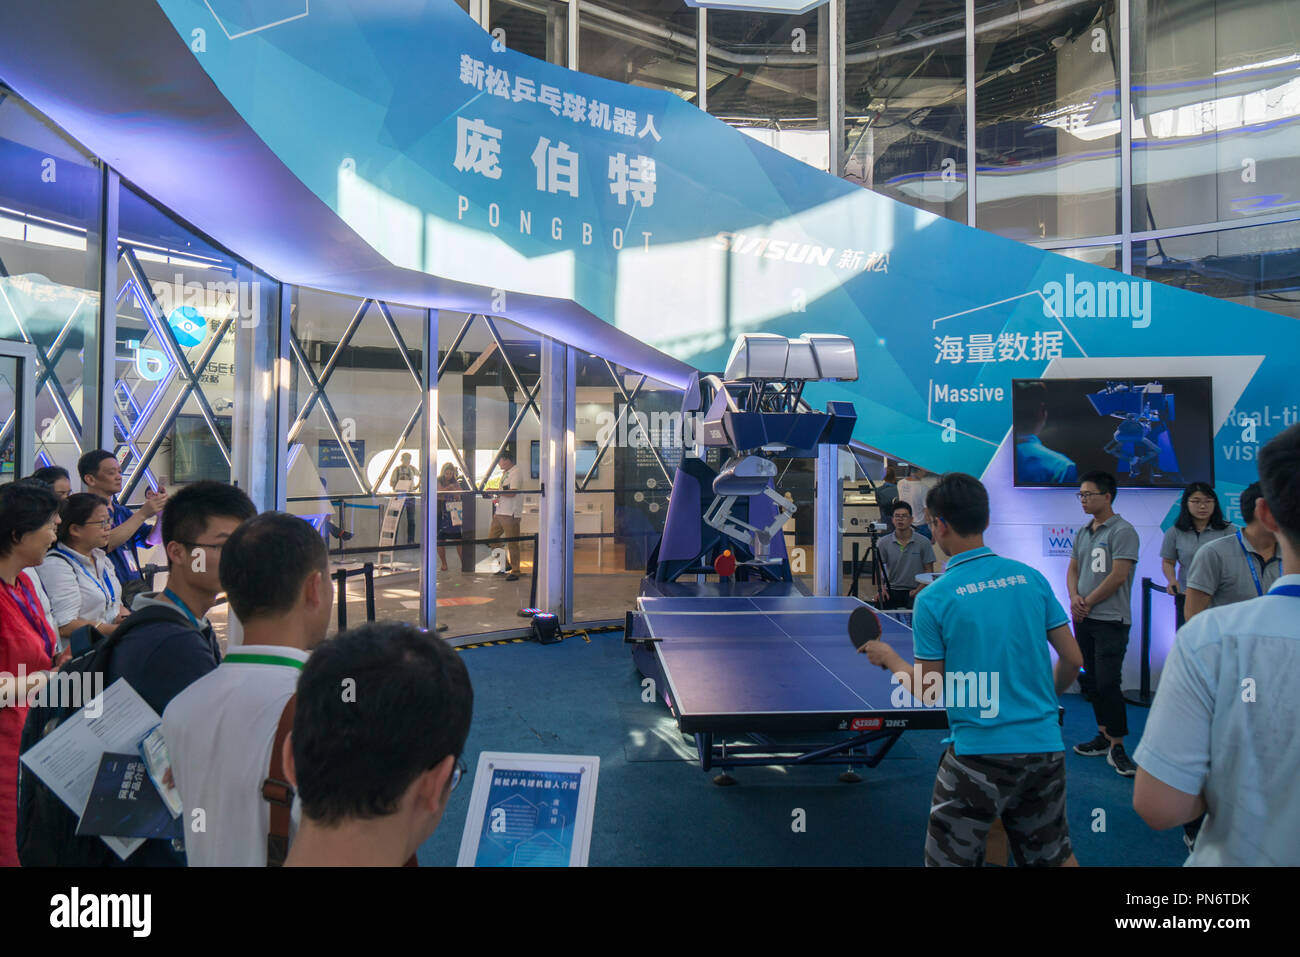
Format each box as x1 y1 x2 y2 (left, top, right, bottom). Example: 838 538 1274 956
55 546 116 607
1235 531 1266 597
5 578 54 659
163 588 202 628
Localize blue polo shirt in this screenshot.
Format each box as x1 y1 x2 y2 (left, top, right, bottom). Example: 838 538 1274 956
1015 435 1078 485
912 546 1069 755
107 500 151 583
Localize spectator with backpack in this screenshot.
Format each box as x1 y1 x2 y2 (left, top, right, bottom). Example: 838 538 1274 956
17 481 255 866
0 482 64 867
162 512 333 866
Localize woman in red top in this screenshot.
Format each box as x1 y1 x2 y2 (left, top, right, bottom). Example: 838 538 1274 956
0 482 62 867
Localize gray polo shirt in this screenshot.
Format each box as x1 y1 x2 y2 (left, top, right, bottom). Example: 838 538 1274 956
1185 531 1281 608
1072 514 1141 624
879 532 935 591
1160 523 1237 590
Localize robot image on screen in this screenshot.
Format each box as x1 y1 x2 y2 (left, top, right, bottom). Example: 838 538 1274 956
1090 381 1180 484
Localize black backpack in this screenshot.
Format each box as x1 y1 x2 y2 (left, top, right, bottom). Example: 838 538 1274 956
16 605 187 867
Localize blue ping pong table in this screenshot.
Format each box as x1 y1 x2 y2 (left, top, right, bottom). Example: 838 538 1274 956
627 592 948 782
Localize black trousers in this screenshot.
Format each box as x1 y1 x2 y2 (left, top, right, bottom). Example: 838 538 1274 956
1075 617 1130 738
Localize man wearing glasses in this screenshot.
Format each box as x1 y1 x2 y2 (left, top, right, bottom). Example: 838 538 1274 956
1068 471 1141 777
163 512 334 866
285 622 474 866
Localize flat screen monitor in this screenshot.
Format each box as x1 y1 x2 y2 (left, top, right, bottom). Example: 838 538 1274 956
171 414 233 485
531 439 599 480
1011 377 1213 488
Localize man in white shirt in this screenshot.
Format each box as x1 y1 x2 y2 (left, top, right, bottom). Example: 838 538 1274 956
488 452 523 581
1134 422 1300 864
162 512 333 866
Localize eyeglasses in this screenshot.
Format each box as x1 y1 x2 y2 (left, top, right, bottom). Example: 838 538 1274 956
1187 498 1215 507
451 756 467 792
1076 491 1105 501
83 520 113 529
178 541 226 551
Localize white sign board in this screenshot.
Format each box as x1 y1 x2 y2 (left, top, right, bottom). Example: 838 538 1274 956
457 752 599 867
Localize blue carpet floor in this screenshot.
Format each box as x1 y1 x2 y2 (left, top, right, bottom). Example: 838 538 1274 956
418 631 1188 867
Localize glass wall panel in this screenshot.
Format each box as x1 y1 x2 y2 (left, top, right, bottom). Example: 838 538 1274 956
975 0 1121 241
1132 219 1300 320
572 358 682 622
843 0 967 219
1132 0 1300 231
0 355 17 482
1041 243 1121 270
115 186 244 505
578 2 699 100
436 311 545 636
0 89 101 479
708 6 830 169
286 288 426 627
490 0 568 65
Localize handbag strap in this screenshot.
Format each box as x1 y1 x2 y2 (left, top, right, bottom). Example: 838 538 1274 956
262 694 297 867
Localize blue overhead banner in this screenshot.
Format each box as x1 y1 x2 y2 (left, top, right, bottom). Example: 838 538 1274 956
156 0 1299 502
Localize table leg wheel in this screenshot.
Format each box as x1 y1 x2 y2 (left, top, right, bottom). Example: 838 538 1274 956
839 770 863 784
712 772 738 787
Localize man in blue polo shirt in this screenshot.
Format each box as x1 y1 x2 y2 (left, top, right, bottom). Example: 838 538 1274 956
78 449 166 594
863 472 1083 867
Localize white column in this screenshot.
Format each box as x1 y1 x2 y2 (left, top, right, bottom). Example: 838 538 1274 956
814 443 841 596
539 340 572 617
420 309 439 631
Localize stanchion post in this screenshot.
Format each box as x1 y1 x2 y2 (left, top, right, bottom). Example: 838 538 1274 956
364 561 375 622
1124 577 1156 707
529 533 539 610
335 567 347 631
849 541 860 598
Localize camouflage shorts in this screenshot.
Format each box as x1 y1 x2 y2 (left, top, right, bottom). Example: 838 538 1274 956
925 746 1072 867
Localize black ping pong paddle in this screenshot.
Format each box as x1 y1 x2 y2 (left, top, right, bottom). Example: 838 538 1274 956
848 606 889 670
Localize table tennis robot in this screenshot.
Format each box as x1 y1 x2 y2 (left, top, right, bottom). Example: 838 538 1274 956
1088 380 1181 483
623 335 947 785
641 332 858 591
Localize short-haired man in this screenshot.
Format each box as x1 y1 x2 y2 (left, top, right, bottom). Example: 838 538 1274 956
1013 381 1078 485
284 622 474 866
1182 483 1280 620
1068 470 1140 776
877 501 935 610
162 513 333 866
864 473 1082 866
488 452 522 581
78 449 167 591
1133 423 1300 864
101 480 256 865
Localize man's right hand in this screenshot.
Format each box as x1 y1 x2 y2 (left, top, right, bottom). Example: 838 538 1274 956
142 486 168 517
1165 581 1178 596
1070 594 1089 619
